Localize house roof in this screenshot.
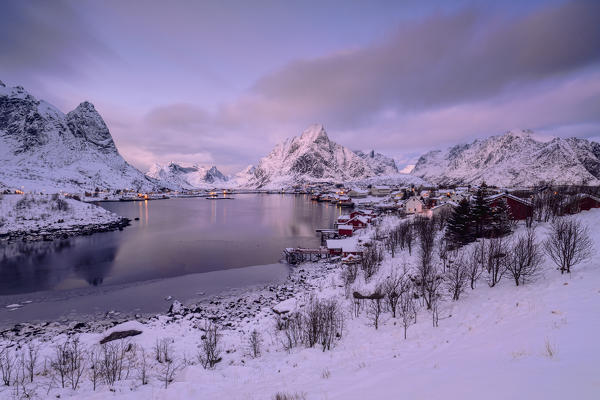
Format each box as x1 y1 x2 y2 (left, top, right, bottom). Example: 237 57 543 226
326 237 359 252
485 193 533 207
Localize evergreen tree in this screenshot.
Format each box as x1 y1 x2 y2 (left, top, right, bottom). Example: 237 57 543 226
489 198 512 237
471 182 491 238
445 199 474 246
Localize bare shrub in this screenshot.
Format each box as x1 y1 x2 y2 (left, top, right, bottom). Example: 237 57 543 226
367 296 383 330
485 237 509 287
361 241 384 279
398 288 416 339
279 297 344 352
50 341 71 389
88 346 102 391
154 338 173 364
382 267 410 318
507 227 544 286
444 249 469 301
52 198 70 212
466 244 483 289
415 217 441 309
544 338 558 358
159 357 178 389
544 218 593 274
137 347 149 385
198 321 222 369
100 339 132 386
248 329 262 358
66 338 86 390
24 343 39 383
0 347 15 386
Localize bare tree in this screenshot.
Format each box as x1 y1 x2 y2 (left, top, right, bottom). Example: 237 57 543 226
137 347 149 385
0 347 15 386
466 243 483 290
382 267 410 318
154 338 173 364
24 343 39 383
100 340 131 386
50 341 70 389
361 241 384 279
507 227 544 285
398 288 416 339
88 346 102 391
485 237 509 287
367 297 383 330
159 357 178 389
198 321 222 369
444 249 469 301
248 329 262 358
415 217 440 309
66 338 86 390
544 218 593 274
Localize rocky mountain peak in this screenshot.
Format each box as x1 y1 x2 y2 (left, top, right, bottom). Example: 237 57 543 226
299 124 329 144
66 101 116 152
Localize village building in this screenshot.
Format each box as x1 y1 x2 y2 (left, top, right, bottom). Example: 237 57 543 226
405 196 425 214
347 188 369 198
563 194 600 214
485 193 533 220
326 237 362 257
337 224 354 237
425 201 457 218
370 185 392 197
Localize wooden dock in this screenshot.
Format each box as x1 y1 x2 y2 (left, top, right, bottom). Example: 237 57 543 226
283 247 331 264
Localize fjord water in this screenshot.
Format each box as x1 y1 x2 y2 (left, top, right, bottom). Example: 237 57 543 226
0 194 340 325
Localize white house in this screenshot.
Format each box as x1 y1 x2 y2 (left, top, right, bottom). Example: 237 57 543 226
425 201 457 218
370 185 392 197
347 188 369 198
405 196 425 214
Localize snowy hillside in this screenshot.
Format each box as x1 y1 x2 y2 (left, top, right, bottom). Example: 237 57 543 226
0 81 157 193
2 209 599 399
412 129 600 187
248 124 412 188
146 162 229 189
353 150 398 175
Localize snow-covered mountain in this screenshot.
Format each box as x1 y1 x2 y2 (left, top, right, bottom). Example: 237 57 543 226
353 150 398 175
249 124 375 188
146 162 228 189
0 81 157 192
412 129 600 186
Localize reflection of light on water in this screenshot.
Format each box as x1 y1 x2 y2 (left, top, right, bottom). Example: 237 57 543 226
210 199 216 224
144 200 149 225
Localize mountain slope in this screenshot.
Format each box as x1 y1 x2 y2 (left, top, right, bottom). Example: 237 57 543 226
146 162 228 189
0 81 157 192
249 124 375 188
412 129 600 186
354 150 398 175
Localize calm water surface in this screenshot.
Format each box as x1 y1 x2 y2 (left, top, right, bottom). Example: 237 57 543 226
0 194 340 325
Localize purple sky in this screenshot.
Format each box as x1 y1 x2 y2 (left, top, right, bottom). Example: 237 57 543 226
1 0 599 173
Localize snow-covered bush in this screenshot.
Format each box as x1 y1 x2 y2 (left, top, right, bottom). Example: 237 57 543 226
544 218 593 274
197 321 222 369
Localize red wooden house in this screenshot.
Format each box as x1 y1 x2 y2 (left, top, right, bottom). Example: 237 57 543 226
564 194 600 214
338 224 354 237
486 193 533 220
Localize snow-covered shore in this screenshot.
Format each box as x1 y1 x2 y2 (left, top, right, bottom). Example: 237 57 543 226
1 211 599 399
0 194 129 242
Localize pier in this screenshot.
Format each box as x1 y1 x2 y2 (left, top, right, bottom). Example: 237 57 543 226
283 247 331 264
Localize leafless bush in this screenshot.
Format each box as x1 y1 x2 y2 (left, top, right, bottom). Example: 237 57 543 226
23 343 39 384
415 217 441 309
100 339 132 386
466 243 483 289
544 218 593 274
52 198 70 212
88 346 102 391
507 227 544 285
248 329 262 358
154 338 173 364
65 338 86 390
367 290 384 330
279 297 344 352
361 241 384 279
398 288 417 339
158 357 178 389
0 347 15 386
382 267 410 318
50 341 71 389
444 249 469 301
198 321 222 369
341 263 359 296
485 237 509 287
137 347 149 385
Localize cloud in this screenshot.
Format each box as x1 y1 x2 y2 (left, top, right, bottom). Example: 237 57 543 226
0 0 113 79
243 0 600 129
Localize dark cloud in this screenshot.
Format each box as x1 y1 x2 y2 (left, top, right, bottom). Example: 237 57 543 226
0 0 113 79
248 0 600 128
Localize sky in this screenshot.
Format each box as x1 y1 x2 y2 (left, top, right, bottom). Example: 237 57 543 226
1 0 599 174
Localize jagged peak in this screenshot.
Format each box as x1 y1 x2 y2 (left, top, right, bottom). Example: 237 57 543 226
502 129 534 139
0 80 5 88
70 101 99 115
299 124 328 143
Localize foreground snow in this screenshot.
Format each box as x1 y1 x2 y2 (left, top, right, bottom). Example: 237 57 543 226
1 211 599 399
0 194 123 239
